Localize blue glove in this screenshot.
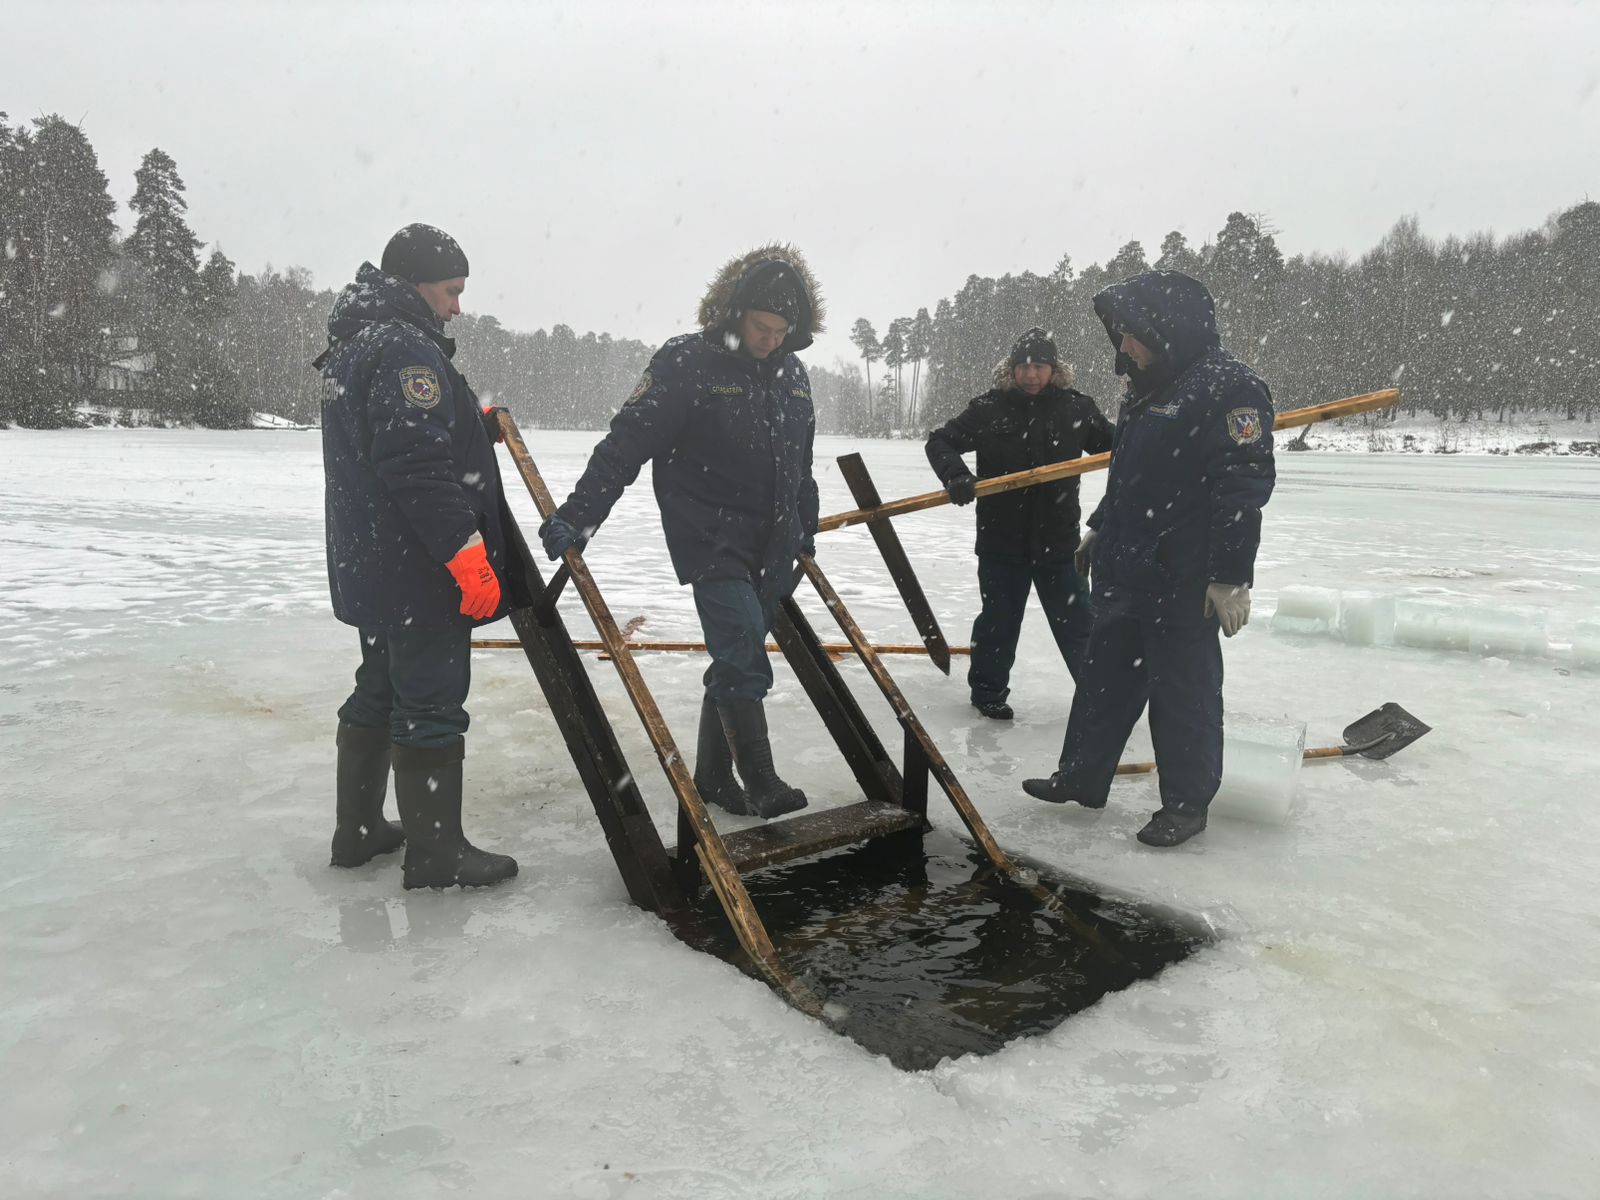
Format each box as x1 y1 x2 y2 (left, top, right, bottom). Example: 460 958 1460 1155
539 515 587 561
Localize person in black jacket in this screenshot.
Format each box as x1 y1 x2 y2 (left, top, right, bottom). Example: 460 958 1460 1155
1023 272 1275 847
925 328 1113 720
317 223 526 889
540 244 823 820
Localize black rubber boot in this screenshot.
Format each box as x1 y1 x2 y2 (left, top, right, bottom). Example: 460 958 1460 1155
393 739 518 889
1022 773 1106 810
973 699 1014 721
693 695 750 815
1136 807 1207 847
716 700 807 820
330 722 406 867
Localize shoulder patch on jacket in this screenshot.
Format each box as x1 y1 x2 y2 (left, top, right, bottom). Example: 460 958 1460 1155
1226 407 1262 444
626 370 653 405
399 366 441 409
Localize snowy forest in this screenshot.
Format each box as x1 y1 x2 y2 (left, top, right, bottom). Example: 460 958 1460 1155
844 204 1600 436
3 111 1597 436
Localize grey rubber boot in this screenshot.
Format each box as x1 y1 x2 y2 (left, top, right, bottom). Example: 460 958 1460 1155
693 695 750 815
330 722 406 867
393 739 518 889
716 700 807 820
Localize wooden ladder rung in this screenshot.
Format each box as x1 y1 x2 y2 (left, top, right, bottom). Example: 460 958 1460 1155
696 800 924 874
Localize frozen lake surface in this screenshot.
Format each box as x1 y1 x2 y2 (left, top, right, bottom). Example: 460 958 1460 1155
3 429 1598 1198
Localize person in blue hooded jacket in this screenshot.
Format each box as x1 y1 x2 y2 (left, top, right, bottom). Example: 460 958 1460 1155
1023 271 1275 847
316 223 527 889
540 244 823 821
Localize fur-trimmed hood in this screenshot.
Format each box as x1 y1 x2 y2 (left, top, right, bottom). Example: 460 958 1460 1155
697 242 826 355
991 357 1077 393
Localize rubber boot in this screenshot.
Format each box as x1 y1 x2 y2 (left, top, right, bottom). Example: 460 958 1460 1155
1021 772 1106 810
693 695 750 815
716 699 807 820
1136 807 1207 848
393 739 518 890
330 722 406 867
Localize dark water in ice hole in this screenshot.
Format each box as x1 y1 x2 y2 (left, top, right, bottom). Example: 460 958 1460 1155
676 827 1211 1071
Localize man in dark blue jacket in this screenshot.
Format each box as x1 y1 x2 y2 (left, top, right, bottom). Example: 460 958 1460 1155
926 327 1113 719
540 244 823 820
1024 271 1275 847
317 223 524 888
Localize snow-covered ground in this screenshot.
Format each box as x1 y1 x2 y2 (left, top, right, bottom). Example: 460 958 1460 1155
3 429 1598 1198
1286 413 1599 456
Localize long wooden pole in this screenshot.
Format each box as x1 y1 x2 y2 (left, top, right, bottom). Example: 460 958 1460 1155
471 637 971 657
818 388 1400 533
495 413 821 1017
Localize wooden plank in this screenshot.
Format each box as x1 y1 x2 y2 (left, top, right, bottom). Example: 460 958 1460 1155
771 601 902 807
836 452 951 675
798 553 1014 870
818 388 1401 532
708 800 924 874
496 512 683 913
495 411 822 1018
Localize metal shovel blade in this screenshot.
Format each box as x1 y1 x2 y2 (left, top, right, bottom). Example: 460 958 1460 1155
1341 702 1432 760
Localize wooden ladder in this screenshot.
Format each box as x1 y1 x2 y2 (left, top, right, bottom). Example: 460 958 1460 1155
494 413 1047 1014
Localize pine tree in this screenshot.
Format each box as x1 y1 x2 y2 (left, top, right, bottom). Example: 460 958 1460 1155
0 115 117 427
907 307 933 430
881 317 909 429
191 248 247 426
123 148 203 421
849 318 881 425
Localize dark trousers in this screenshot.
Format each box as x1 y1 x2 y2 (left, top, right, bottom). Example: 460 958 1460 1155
337 625 472 749
1055 586 1223 816
692 575 789 703
968 555 1094 704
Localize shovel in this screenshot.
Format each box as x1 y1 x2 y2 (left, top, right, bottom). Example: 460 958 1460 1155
1115 702 1431 777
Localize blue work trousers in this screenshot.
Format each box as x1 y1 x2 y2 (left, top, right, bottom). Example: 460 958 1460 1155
337 625 472 749
968 555 1094 705
692 574 791 702
1055 585 1223 816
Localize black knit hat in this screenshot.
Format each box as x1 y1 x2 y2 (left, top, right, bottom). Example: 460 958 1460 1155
735 259 805 326
380 223 470 284
1009 327 1059 369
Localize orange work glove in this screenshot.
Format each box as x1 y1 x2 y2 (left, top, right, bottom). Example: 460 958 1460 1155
446 540 501 620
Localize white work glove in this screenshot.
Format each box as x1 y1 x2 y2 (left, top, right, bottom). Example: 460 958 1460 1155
1204 582 1251 637
1074 529 1097 577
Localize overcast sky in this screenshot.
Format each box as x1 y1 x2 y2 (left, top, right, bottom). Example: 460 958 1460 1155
10 0 1599 366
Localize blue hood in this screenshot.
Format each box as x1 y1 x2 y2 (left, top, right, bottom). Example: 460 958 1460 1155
1093 270 1221 388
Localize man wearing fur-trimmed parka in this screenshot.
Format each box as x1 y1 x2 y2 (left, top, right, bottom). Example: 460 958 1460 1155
541 244 823 820
1024 271 1275 848
925 328 1113 720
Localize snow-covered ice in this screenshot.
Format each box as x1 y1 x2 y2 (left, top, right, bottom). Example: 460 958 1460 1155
3 430 1599 1198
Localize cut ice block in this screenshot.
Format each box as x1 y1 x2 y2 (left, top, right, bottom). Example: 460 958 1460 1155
1395 601 1471 652
1466 609 1547 658
1273 586 1341 634
1337 591 1397 645
1212 713 1307 826
1572 622 1600 670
